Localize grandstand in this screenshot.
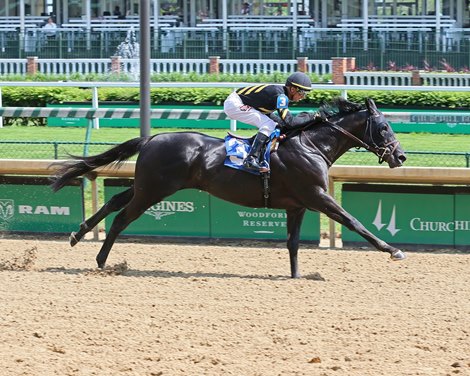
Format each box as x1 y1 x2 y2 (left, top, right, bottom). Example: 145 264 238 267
0 1 468 69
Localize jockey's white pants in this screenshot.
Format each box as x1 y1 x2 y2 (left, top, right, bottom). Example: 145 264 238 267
223 91 277 137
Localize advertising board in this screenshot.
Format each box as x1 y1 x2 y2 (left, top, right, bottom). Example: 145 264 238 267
0 176 84 233
342 184 470 249
104 179 319 242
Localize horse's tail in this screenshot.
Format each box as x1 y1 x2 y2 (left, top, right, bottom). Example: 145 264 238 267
50 136 151 192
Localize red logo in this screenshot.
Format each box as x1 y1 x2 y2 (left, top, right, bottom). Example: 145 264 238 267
239 105 252 112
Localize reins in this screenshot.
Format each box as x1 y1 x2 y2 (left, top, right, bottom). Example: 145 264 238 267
299 114 400 165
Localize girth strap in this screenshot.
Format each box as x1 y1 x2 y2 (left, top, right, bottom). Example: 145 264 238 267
261 171 270 208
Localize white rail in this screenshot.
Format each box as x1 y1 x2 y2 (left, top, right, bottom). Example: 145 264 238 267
0 58 332 77
0 59 27 75
345 71 412 86
420 72 470 86
345 70 470 87
38 59 111 75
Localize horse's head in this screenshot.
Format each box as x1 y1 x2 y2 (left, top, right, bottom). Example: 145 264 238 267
364 98 407 168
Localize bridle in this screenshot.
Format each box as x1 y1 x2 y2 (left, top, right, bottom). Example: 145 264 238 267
301 113 400 165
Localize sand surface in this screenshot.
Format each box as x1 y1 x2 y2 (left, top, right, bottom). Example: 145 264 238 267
0 236 469 376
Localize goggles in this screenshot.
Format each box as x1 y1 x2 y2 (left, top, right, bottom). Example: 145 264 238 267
296 87 308 97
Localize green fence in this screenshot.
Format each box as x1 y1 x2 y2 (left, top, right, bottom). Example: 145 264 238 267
0 176 84 233
2 30 470 70
104 180 320 241
342 183 470 249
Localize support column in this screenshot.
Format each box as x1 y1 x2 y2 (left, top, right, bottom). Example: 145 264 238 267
26 56 38 75
209 56 220 74
297 57 308 73
412 70 422 86
332 57 348 85
346 57 356 72
111 56 121 74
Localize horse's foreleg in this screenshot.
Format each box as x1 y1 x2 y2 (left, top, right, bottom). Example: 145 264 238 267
318 193 406 260
70 188 134 247
286 208 306 278
95 197 152 269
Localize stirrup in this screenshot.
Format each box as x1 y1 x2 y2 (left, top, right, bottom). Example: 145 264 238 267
243 156 261 171
259 160 270 173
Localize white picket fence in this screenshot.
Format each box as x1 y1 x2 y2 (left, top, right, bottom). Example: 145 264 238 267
3 57 470 86
0 58 332 77
344 70 470 86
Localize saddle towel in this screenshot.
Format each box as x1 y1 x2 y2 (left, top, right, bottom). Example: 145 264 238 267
224 130 279 175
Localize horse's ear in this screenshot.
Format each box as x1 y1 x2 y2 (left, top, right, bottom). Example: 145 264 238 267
366 98 380 116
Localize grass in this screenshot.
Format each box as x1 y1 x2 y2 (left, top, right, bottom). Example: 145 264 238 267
1 126 470 168
1 125 470 151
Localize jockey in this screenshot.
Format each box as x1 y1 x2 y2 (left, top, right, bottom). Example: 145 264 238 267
224 72 320 172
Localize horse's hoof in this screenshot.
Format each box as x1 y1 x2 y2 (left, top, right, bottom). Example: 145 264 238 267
391 250 406 261
69 232 79 247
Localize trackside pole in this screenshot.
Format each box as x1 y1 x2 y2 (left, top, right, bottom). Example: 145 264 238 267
0 88 3 128
328 176 336 248
91 179 99 240
92 87 99 129
230 88 237 131
140 0 151 137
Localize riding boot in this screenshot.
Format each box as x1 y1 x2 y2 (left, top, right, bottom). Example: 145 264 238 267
243 132 269 172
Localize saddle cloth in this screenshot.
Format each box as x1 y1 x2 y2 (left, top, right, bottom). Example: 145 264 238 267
224 130 280 175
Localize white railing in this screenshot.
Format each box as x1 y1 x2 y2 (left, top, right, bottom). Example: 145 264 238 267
345 71 412 85
420 72 470 86
0 58 332 77
0 59 28 75
220 59 296 74
38 59 111 75
345 70 470 87
147 59 208 74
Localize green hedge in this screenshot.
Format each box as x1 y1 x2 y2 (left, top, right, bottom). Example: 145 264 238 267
3 86 470 108
2 74 470 125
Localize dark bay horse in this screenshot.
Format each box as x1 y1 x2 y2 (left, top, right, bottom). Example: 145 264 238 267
51 97 407 278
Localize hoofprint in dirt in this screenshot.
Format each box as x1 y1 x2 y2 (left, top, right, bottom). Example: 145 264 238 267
0 237 468 376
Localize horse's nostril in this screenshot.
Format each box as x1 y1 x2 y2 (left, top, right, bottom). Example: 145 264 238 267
399 155 407 163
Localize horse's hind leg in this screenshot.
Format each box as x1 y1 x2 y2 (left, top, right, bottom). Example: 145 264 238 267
286 208 306 278
95 196 153 268
70 188 134 247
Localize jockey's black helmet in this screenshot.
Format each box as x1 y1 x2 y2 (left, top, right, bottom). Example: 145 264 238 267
285 72 312 91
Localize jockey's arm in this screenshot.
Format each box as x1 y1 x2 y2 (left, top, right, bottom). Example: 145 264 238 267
269 109 321 130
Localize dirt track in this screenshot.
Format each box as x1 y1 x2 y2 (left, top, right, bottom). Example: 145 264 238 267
0 236 469 376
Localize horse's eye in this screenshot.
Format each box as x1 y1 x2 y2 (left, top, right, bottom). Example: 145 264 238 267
379 124 389 137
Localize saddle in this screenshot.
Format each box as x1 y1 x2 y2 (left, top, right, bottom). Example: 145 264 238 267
224 129 282 175
224 130 283 208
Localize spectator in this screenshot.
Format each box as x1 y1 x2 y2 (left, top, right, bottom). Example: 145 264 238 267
241 2 251 15
43 17 57 36
113 6 122 17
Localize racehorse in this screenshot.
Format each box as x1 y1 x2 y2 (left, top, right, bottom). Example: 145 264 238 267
51 97 407 278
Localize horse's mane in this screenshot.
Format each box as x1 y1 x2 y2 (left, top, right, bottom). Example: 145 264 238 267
318 97 365 120
281 97 365 138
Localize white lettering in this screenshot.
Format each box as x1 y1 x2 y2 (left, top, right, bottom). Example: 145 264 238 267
410 217 421 231
34 206 49 215
237 211 286 219
242 220 286 228
409 218 467 232
18 205 71 216
50 207 70 216
18 205 33 214
455 221 469 231
152 201 194 212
